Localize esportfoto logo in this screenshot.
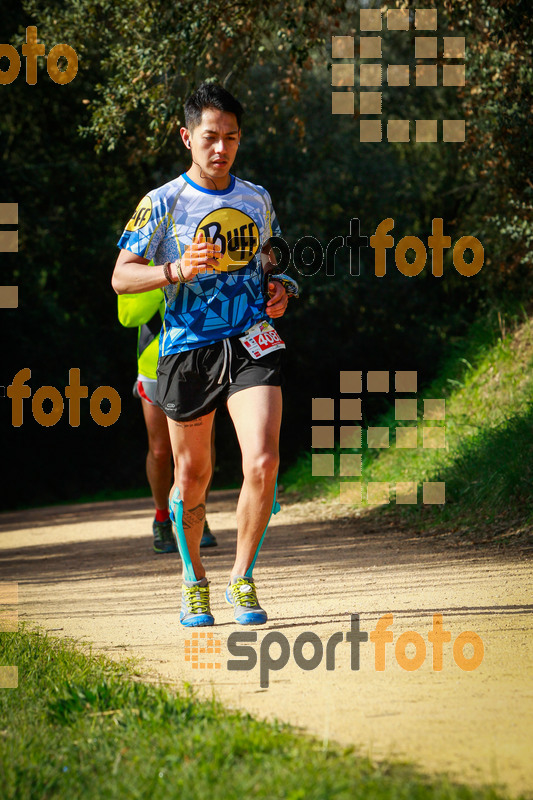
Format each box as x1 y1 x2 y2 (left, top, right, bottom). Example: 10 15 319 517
184 613 484 688
0 27 78 86
331 7 466 143
5 369 121 427
311 369 447 505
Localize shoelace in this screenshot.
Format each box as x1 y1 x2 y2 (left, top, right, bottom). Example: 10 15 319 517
230 580 258 608
183 585 210 613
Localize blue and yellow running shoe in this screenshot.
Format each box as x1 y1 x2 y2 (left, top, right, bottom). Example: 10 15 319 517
225 576 267 625
181 577 214 627
153 518 177 554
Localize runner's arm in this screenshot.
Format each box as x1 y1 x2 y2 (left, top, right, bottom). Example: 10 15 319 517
112 250 170 295
261 241 280 275
259 241 289 319
112 235 221 294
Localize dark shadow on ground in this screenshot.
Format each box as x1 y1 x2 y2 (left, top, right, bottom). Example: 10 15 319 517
0 490 241 533
0 494 510 593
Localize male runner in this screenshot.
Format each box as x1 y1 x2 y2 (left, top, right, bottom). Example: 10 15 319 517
118 289 217 552
112 82 297 627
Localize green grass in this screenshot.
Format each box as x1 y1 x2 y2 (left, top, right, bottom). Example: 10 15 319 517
0 627 518 800
281 306 533 543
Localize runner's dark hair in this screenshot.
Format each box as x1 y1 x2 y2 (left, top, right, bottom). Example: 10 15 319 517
185 82 243 130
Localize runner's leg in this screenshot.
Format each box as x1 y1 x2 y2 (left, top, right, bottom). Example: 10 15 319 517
166 410 216 579
141 398 173 512
226 385 282 578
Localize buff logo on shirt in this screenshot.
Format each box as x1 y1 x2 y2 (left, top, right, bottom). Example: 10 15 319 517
125 196 153 232
196 208 260 272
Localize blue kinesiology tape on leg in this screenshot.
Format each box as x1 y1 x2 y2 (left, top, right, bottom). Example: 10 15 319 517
169 486 197 582
245 479 280 580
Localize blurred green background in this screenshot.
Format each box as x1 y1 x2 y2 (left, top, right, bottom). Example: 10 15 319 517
1 0 531 509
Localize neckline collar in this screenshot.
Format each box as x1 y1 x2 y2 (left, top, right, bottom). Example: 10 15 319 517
182 173 236 196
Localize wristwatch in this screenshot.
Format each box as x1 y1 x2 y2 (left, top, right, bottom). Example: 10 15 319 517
268 273 300 298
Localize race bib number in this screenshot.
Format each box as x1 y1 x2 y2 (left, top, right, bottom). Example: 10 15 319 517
239 321 285 359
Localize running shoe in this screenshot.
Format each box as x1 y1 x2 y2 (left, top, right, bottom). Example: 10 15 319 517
200 520 218 548
152 518 177 554
181 577 214 627
225 576 267 625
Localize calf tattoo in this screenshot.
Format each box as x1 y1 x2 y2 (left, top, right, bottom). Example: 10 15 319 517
182 504 206 529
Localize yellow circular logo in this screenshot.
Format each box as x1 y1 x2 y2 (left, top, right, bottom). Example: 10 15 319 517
196 208 260 272
125 196 152 232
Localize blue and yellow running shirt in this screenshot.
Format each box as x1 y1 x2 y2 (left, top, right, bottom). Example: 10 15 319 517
117 173 282 356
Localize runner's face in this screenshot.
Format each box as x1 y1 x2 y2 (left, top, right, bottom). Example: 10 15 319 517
187 108 240 180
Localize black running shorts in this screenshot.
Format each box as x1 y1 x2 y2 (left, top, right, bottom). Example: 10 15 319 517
156 334 283 421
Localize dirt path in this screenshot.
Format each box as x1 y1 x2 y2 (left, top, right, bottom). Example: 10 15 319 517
1 492 532 797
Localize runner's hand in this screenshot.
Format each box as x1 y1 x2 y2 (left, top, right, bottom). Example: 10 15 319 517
266 281 288 318
177 231 221 281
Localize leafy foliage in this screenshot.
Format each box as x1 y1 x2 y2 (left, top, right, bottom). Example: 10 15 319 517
441 0 533 285
1 0 531 506
23 0 337 153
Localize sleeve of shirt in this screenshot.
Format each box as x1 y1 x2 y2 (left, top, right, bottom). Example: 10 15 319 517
265 190 282 239
117 191 168 261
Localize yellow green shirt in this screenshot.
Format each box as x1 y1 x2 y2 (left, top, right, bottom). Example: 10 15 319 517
117 289 164 381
